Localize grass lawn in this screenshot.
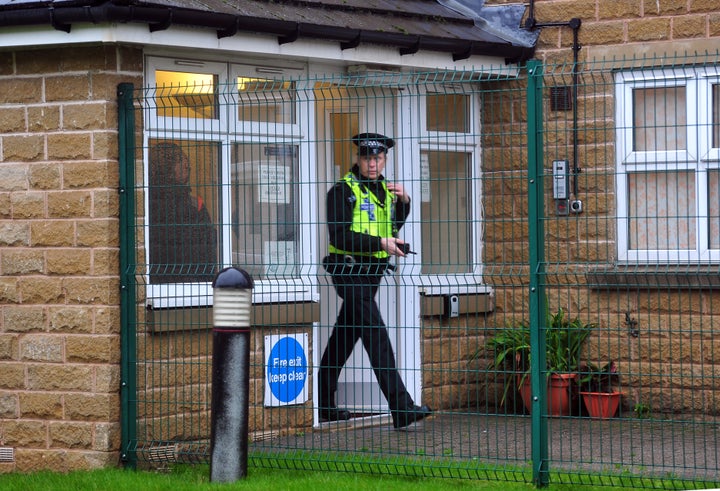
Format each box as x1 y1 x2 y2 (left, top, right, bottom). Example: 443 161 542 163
0 464 693 491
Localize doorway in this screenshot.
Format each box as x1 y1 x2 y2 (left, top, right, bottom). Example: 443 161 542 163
314 85 406 416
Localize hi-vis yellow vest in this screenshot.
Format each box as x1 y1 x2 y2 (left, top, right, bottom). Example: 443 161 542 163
328 172 394 259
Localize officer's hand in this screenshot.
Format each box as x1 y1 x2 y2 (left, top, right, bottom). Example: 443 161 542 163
381 238 407 257
386 182 410 204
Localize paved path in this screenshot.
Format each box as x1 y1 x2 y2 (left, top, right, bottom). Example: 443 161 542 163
255 412 720 484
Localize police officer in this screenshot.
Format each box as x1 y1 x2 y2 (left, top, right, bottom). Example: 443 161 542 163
319 132 432 429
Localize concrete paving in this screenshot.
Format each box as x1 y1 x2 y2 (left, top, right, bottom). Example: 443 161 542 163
256 411 720 484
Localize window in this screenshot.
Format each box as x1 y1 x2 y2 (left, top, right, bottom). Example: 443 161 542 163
237 77 296 124
231 143 299 279
616 68 720 263
426 93 470 132
155 70 218 119
145 58 312 308
416 89 486 292
147 139 219 285
420 150 472 274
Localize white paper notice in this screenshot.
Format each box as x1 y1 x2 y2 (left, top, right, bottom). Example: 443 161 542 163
420 153 431 203
258 164 290 204
264 240 295 276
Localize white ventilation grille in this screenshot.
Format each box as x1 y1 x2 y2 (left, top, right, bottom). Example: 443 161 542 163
147 444 178 463
0 447 15 462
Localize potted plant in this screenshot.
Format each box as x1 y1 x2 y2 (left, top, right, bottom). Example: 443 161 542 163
578 361 622 418
542 306 593 416
483 303 594 416
484 320 531 412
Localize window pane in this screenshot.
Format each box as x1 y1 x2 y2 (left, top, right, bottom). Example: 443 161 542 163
633 86 686 152
237 78 296 124
147 139 219 283
232 144 299 279
426 93 469 132
155 70 218 119
713 84 720 148
710 170 720 249
628 171 695 250
420 151 472 273
330 112 359 169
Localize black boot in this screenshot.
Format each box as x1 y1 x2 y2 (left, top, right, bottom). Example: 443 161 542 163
392 405 432 429
320 406 351 422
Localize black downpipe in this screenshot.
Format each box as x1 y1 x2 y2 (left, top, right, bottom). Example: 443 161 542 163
570 18 581 197
525 2 583 197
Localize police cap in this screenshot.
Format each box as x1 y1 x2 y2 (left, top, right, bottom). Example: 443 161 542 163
352 132 394 156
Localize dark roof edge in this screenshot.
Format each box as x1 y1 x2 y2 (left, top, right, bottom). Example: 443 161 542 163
0 2 535 64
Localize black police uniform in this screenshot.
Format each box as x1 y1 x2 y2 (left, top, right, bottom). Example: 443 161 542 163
319 133 432 429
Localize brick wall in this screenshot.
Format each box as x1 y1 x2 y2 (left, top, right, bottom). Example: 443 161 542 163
470 0 720 416
0 45 142 472
487 0 720 60
133 319 315 459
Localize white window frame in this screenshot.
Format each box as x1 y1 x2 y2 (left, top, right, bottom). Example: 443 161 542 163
406 84 491 295
145 58 225 135
144 56 317 308
616 67 720 264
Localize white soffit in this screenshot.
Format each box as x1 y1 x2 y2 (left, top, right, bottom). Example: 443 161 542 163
0 23 521 76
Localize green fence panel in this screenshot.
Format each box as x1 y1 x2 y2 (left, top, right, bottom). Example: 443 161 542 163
118 55 720 488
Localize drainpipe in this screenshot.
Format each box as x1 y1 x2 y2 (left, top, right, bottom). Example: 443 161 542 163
525 3 583 197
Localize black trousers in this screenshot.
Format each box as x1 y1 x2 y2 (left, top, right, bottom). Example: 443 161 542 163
319 272 414 412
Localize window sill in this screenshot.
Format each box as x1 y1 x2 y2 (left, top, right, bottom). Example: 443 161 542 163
146 301 319 333
586 265 720 290
146 281 316 309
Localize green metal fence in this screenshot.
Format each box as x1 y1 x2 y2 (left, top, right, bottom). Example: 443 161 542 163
119 53 720 488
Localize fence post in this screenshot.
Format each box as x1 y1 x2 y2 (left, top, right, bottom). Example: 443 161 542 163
117 83 138 469
526 60 550 488
210 267 254 483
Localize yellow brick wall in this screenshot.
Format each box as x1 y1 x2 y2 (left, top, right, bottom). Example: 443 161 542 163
0 45 142 473
485 0 720 60
470 0 720 417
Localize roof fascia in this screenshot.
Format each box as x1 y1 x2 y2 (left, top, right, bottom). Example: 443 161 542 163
0 23 523 76
0 1 534 63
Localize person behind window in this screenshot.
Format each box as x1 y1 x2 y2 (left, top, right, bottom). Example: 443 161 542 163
148 142 217 284
319 132 432 429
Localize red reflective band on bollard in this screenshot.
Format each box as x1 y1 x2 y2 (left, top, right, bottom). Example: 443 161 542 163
212 327 250 333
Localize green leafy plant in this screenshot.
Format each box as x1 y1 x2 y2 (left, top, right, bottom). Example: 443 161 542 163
484 321 531 405
479 300 594 407
578 361 620 393
634 402 651 419
544 306 593 375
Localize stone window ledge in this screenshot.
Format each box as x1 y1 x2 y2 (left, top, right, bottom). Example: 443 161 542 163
586 265 720 290
147 301 319 333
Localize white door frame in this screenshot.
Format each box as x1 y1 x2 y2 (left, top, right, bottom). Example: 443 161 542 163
313 86 423 419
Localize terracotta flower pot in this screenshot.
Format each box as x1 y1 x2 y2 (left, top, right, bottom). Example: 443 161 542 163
518 375 532 412
580 391 622 418
518 373 576 416
548 373 576 416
